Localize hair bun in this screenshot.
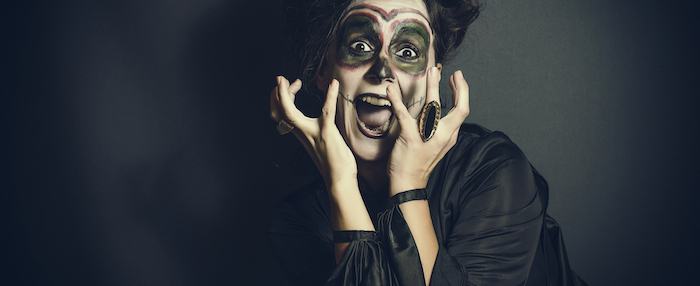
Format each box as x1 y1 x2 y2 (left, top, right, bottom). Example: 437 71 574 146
427 0 481 63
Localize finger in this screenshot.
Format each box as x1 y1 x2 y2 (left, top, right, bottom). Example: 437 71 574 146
426 66 441 104
288 78 302 102
321 79 339 128
451 70 469 117
448 73 456 105
439 70 470 135
433 129 460 168
277 76 307 123
270 77 297 122
387 85 419 140
270 86 282 122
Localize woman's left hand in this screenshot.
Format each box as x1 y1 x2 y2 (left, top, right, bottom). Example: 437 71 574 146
386 67 471 194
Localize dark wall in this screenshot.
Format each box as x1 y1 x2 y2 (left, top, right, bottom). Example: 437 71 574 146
6 0 699 285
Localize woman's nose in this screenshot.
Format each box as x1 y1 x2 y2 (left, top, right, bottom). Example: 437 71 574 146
365 57 394 84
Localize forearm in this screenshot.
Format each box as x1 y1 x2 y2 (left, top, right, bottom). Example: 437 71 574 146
328 178 375 263
397 199 438 285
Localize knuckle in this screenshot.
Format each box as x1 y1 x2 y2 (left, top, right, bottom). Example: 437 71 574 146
448 133 458 147
321 106 334 118
396 110 409 120
457 106 470 118
433 136 448 146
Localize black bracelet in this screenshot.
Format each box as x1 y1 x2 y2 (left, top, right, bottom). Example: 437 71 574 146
333 230 377 243
387 188 427 208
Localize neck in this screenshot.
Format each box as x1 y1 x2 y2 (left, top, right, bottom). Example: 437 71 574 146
357 158 389 193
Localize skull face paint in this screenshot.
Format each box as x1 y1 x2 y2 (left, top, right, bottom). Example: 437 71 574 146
320 0 436 163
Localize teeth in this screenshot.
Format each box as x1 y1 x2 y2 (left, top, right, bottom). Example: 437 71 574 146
361 96 391 107
380 117 390 132
360 115 392 133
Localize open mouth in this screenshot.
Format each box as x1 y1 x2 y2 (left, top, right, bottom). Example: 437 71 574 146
354 93 394 138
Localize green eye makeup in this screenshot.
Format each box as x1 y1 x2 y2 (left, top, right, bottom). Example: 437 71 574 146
337 15 380 67
389 21 429 75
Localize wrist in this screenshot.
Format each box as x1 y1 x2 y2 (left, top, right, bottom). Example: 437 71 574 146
327 176 359 195
389 178 428 196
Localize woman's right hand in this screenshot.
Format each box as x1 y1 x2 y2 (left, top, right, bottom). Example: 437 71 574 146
270 76 358 188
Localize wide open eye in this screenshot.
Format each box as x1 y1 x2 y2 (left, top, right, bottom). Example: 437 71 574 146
395 47 418 60
349 40 373 53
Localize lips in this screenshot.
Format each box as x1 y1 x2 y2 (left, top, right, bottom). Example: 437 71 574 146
354 93 394 138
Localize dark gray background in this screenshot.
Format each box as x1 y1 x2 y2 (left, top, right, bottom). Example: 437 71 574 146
5 0 699 285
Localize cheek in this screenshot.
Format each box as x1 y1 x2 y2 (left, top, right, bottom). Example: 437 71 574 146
333 65 372 90
396 74 428 116
390 57 428 77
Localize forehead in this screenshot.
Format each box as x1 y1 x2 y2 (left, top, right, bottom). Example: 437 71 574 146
341 0 432 31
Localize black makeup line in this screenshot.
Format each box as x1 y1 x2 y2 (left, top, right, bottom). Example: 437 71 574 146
405 95 426 110
338 90 354 105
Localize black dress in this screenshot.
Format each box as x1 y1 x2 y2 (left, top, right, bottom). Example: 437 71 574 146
268 124 587 286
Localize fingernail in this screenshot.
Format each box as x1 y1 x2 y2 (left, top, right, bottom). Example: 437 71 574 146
277 76 281 85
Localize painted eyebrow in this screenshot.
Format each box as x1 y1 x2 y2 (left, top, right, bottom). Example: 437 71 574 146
339 13 382 45
343 13 378 30
344 4 433 32
340 12 381 33
391 21 430 47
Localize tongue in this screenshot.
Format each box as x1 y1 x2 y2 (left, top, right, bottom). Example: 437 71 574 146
356 101 392 127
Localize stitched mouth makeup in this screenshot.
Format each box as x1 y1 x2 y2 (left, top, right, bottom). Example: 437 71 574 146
353 93 394 138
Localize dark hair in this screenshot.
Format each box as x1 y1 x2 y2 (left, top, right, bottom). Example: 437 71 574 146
284 0 481 101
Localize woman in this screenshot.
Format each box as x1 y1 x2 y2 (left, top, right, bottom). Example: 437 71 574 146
268 0 586 285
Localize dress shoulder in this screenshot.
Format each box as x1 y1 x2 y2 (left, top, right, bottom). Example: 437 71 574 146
433 123 538 203
453 123 529 163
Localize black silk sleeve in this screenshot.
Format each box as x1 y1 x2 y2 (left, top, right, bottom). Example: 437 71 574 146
376 190 430 286
325 231 399 285
427 128 544 285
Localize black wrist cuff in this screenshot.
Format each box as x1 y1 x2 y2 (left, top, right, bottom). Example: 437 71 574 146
387 188 427 208
333 230 377 243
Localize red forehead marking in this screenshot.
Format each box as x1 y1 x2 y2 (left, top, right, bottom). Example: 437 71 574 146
345 4 433 32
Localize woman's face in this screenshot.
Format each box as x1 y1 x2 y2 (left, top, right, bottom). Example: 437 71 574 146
319 0 435 163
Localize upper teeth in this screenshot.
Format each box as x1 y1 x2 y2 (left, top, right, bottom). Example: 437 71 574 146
361 96 391 107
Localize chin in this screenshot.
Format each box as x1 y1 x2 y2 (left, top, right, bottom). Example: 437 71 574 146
352 145 389 163
348 125 398 163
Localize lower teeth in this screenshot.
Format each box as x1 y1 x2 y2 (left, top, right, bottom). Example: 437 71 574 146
364 118 391 133
380 119 390 132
